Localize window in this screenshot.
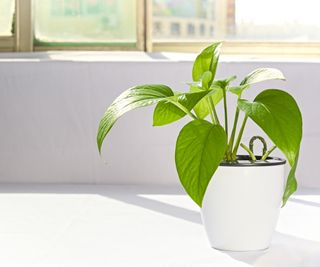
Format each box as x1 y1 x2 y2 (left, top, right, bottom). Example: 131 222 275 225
0 0 320 56
34 0 137 46
234 0 320 41
0 0 15 36
187 24 195 36
152 0 320 41
0 0 15 51
199 24 205 36
153 0 216 41
170 23 180 36
151 0 320 55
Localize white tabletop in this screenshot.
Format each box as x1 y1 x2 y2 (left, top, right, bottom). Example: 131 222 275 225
0 184 319 267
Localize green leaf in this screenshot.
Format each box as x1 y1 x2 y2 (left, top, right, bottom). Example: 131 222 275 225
241 68 285 86
228 85 248 96
211 75 237 89
153 101 185 126
97 84 174 152
224 75 237 84
190 75 235 119
282 150 299 206
192 42 222 84
230 68 285 96
191 86 211 119
191 86 223 119
201 71 213 90
153 90 210 126
238 89 303 205
175 120 228 206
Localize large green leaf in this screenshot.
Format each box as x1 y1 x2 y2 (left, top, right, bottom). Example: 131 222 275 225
238 89 303 205
192 42 222 84
201 71 213 90
282 150 299 206
153 90 210 126
230 68 285 96
175 120 228 206
153 101 185 127
191 86 223 119
97 84 174 152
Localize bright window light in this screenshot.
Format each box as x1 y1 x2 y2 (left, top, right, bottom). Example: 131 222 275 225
0 0 15 36
235 0 320 41
153 0 320 42
34 0 137 44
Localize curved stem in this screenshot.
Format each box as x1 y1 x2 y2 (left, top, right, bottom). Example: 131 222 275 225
232 115 248 159
249 136 268 156
240 143 256 161
261 146 277 160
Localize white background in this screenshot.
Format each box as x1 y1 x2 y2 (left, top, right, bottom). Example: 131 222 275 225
0 52 319 187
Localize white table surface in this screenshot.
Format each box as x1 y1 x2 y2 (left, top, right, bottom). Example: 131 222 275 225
0 184 320 267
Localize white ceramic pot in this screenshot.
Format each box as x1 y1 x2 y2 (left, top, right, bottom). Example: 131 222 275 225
201 156 286 251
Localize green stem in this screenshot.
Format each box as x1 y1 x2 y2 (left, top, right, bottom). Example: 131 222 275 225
261 146 277 160
228 94 242 152
232 115 248 159
227 107 240 157
222 87 228 138
240 143 256 161
208 97 220 125
170 101 198 120
249 136 268 156
206 98 216 124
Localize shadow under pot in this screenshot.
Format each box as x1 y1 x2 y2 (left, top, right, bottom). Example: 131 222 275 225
201 155 286 252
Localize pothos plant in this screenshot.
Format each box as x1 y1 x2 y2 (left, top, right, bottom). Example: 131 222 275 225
97 42 302 207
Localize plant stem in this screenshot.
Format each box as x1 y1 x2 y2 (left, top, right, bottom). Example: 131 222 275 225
170 101 198 120
240 143 256 161
206 98 216 124
249 136 268 156
222 87 228 138
227 107 240 157
228 94 243 153
261 146 277 160
208 97 220 125
232 115 248 159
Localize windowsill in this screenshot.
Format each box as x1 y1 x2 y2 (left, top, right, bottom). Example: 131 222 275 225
0 51 320 63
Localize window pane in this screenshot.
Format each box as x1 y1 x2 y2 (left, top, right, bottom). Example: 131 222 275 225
34 0 137 44
153 0 212 40
0 0 15 36
153 0 320 42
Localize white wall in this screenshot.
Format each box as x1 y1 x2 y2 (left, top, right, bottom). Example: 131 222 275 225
0 52 319 187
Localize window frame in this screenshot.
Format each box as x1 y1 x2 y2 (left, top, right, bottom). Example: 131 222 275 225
152 41 320 57
0 0 33 52
0 0 319 57
0 36 15 52
34 0 148 52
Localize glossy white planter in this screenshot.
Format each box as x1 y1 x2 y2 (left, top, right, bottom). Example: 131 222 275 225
201 157 286 251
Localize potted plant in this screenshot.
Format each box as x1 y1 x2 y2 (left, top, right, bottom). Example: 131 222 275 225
96 42 303 251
